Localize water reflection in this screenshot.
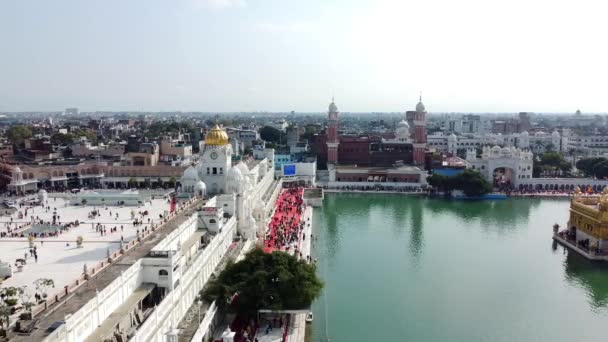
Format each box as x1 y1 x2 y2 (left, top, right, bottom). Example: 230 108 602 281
408 199 424 263
425 197 542 228
314 194 608 341
564 252 608 310
322 196 339 258
322 193 427 265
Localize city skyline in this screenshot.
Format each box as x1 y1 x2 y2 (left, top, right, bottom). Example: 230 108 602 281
2 0 608 112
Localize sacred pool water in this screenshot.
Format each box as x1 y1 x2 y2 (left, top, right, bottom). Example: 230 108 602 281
310 193 608 342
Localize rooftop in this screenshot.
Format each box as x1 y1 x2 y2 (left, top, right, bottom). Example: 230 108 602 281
336 165 423 172
9 200 203 341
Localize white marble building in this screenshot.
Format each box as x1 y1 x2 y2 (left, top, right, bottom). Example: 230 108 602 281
429 130 563 155
181 125 277 240
566 133 608 156
465 146 534 186
41 125 281 342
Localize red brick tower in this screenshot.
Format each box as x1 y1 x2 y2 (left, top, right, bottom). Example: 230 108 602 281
327 98 339 165
406 95 427 166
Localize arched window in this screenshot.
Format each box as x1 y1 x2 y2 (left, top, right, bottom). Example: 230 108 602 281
209 219 216 223
159 269 168 276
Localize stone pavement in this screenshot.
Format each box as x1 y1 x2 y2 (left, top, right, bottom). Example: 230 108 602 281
177 240 245 342
8 199 203 342
0 197 171 293
288 205 313 342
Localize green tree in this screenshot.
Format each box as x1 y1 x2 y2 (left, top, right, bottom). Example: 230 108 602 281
0 304 10 330
6 126 32 145
259 126 282 144
592 159 608 179
168 176 176 188
427 174 450 192
51 133 75 145
427 169 491 197
536 152 572 176
70 128 98 145
539 152 563 167
458 169 493 196
34 278 54 299
576 157 607 177
301 125 319 141
203 248 323 314
128 177 137 188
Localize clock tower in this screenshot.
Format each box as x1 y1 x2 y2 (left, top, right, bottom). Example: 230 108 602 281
198 124 233 194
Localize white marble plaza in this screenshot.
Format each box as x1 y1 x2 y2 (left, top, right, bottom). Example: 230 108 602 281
0 196 171 294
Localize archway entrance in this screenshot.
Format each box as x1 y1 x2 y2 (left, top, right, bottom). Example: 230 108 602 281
493 167 515 191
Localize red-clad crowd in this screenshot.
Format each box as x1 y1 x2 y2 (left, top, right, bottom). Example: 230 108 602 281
264 187 305 254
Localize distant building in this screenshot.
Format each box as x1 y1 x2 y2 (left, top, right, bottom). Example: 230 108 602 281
491 113 531 134
65 108 78 116
315 98 428 171
125 142 159 166
226 128 260 148
71 139 125 159
159 134 192 166
286 125 302 148
428 130 562 156
465 146 533 186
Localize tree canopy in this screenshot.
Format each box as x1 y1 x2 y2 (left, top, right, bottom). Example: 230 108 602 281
576 157 608 179
301 125 320 142
6 125 33 145
259 126 282 144
50 129 98 146
427 169 492 197
144 121 194 139
203 248 323 314
533 152 571 177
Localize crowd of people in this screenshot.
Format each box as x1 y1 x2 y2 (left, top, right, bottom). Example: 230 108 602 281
230 314 291 342
264 186 305 254
0 197 160 240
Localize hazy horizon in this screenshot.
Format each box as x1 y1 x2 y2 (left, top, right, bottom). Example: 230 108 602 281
2 0 607 113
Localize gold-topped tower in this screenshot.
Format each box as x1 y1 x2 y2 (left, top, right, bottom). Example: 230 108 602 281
204 124 230 146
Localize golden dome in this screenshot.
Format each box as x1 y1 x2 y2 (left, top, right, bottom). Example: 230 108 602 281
204 124 229 146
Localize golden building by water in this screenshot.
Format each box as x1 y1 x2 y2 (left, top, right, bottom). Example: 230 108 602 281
555 187 608 259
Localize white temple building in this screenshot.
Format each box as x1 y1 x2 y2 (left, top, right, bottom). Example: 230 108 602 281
429 130 564 155
34 125 282 342
465 146 534 186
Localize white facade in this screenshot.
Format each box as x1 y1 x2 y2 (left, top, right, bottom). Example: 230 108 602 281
197 143 233 194
182 126 276 240
44 213 237 342
437 113 491 134
42 126 281 342
465 146 534 186
566 134 608 156
428 130 563 155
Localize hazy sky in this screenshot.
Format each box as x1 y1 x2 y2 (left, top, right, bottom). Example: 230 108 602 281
1 0 607 113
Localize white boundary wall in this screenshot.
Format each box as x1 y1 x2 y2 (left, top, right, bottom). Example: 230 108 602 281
43 215 237 342
129 217 236 342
